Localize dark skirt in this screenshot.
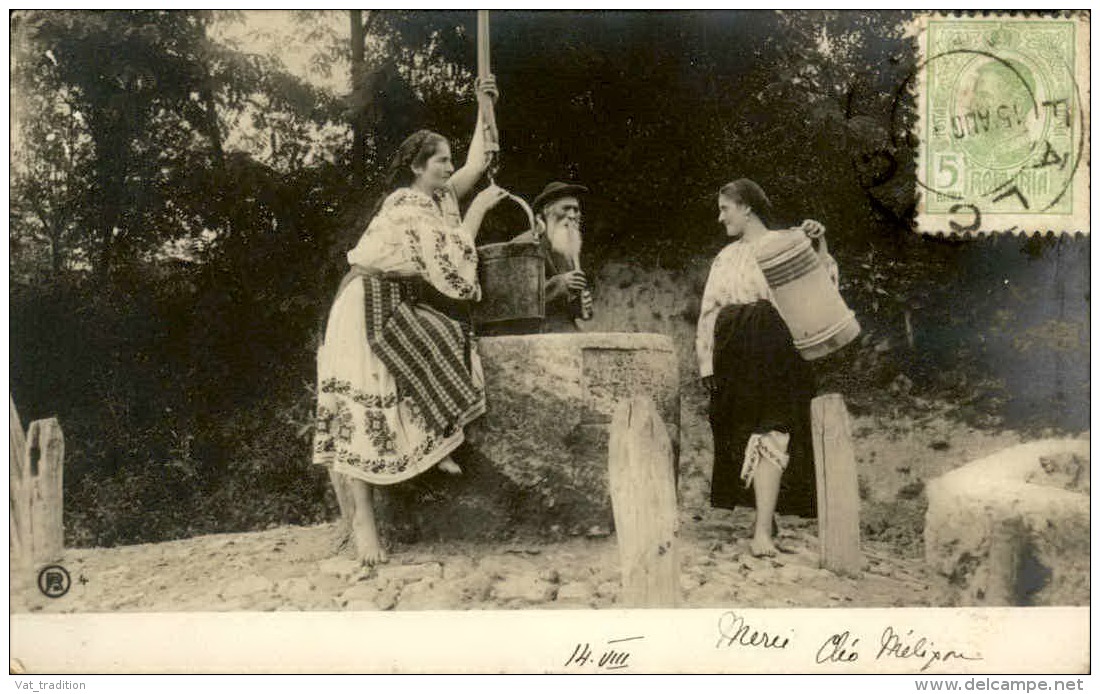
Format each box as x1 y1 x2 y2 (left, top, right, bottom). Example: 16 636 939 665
708 300 817 517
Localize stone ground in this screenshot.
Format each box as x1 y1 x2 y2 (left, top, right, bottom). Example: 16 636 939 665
12 392 1033 614
15 510 949 614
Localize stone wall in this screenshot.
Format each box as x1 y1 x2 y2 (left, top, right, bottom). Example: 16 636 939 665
375 332 680 542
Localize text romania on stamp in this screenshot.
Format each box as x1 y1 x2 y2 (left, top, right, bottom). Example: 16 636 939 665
916 14 1089 236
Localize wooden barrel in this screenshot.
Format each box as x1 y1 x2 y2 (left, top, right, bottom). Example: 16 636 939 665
755 230 860 360
473 241 545 332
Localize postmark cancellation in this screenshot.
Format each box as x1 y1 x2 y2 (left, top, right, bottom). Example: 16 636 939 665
915 13 1089 236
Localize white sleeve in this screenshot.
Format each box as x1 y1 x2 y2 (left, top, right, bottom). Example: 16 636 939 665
695 257 724 378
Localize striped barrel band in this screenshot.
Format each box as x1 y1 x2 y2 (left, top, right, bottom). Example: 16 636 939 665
759 246 821 287
792 312 857 349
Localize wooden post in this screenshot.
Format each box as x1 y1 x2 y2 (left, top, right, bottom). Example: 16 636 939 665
811 393 862 576
608 396 679 607
9 395 32 573
10 397 65 572
26 418 65 564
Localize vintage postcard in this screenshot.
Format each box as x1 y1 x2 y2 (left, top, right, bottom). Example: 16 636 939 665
8 9 1091 675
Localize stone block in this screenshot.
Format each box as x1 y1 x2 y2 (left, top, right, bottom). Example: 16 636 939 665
340 582 382 605
376 332 680 541
555 581 596 604
924 439 1090 606
395 579 467 611
318 557 362 579
491 574 559 603
275 577 317 602
376 562 444 585
220 575 274 599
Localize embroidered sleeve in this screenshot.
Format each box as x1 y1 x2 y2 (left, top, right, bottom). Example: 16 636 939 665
386 190 481 301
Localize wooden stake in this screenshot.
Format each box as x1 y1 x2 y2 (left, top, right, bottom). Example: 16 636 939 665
811 393 862 576
608 396 679 607
9 395 32 573
26 418 65 565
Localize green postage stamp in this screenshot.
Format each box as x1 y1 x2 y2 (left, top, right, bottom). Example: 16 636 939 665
916 13 1090 235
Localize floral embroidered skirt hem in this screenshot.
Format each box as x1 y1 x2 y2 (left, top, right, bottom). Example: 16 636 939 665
313 278 485 486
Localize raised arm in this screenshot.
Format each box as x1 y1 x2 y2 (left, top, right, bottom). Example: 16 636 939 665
799 219 838 287
449 78 498 201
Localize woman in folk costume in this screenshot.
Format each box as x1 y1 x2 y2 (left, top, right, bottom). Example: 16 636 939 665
696 178 836 558
315 79 508 565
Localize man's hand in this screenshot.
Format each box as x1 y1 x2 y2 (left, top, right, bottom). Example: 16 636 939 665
546 270 587 303
560 270 587 292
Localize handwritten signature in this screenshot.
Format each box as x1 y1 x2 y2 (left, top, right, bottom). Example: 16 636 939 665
716 611 791 650
564 636 643 671
816 626 983 671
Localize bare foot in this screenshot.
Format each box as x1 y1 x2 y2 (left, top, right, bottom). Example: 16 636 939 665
332 522 352 555
437 457 463 475
750 536 778 558
352 520 388 566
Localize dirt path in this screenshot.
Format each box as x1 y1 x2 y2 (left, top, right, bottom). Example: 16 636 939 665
14 401 1032 614
17 505 952 614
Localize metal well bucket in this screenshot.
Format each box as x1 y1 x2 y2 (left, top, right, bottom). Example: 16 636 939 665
472 193 545 332
755 229 860 361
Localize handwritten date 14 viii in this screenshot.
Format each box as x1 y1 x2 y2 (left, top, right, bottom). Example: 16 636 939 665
564 636 643 671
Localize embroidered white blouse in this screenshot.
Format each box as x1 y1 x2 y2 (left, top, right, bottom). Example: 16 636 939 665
694 236 773 378
347 184 480 301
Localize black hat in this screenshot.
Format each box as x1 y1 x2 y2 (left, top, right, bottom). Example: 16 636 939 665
532 181 589 214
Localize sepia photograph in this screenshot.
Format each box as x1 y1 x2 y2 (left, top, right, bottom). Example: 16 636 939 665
8 9 1091 675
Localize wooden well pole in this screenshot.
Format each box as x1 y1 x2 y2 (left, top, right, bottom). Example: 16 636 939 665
608 396 680 607
476 10 499 156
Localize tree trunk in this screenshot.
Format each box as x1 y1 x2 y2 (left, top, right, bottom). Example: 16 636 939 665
349 10 367 184
201 75 225 171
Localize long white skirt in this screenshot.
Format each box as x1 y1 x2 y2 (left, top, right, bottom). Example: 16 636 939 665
313 278 485 485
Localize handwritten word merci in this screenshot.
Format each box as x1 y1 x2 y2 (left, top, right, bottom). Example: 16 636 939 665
715 612 792 650
13 682 86 691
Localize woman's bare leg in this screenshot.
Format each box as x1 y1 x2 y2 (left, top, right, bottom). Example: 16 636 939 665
349 478 388 565
750 461 782 557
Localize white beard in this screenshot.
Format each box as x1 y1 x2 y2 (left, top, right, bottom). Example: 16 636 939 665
546 220 582 266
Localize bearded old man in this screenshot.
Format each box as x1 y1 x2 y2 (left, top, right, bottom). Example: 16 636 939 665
510 181 593 333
